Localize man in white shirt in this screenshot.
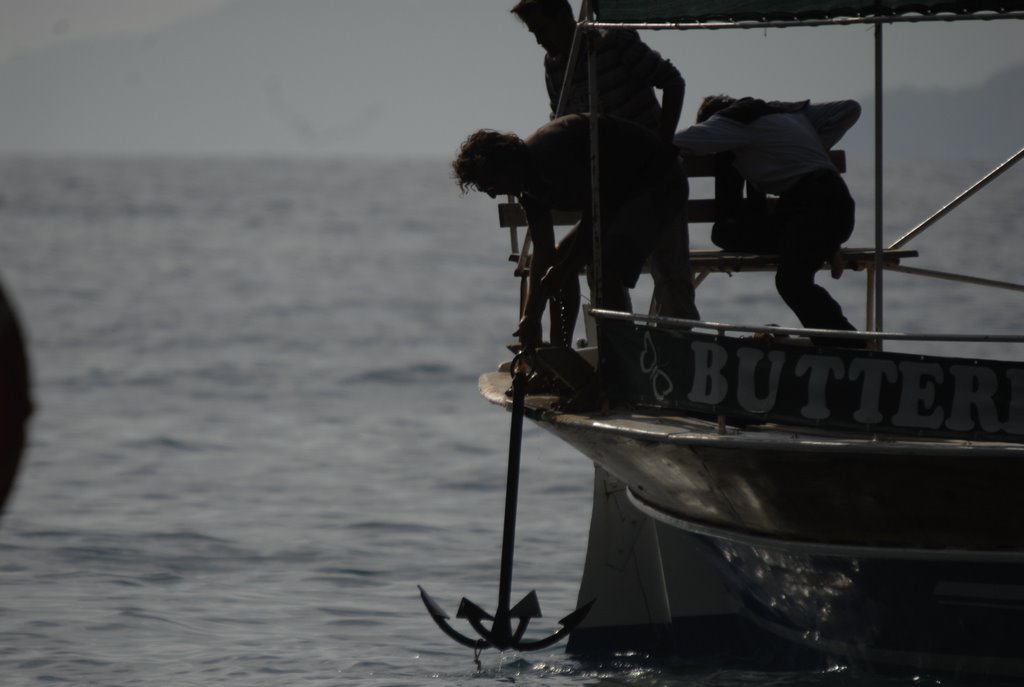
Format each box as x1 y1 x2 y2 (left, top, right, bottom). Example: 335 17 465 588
674 96 864 346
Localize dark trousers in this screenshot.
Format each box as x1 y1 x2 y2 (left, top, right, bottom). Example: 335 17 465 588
713 169 859 340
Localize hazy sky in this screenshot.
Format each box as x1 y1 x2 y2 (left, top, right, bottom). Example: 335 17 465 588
0 0 232 62
0 0 1021 157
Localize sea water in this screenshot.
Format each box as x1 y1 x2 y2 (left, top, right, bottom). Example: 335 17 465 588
0 155 1021 686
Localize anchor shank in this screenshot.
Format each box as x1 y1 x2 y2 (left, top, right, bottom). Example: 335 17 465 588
495 367 528 638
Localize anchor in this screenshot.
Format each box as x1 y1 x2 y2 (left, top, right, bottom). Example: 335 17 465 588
418 354 594 652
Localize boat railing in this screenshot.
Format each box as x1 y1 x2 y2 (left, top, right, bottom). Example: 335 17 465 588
878 146 1024 296
589 311 1024 354
589 308 1024 345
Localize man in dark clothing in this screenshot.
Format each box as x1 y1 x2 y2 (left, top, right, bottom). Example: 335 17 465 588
674 96 864 346
510 0 684 140
453 114 691 349
510 0 696 328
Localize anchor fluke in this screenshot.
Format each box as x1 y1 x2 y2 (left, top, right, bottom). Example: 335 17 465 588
558 597 596 628
419 585 449 619
458 590 545 650
510 590 542 619
456 597 493 622
418 585 487 650
513 598 596 651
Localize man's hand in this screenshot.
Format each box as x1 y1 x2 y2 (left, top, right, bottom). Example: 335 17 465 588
514 314 543 350
514 263 563 350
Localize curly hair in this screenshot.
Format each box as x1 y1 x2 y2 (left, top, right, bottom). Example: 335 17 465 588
697 94 737 123
451 129 526 194
511 0 572 22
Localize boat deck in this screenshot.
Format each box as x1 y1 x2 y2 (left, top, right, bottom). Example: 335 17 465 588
480 370 1024 458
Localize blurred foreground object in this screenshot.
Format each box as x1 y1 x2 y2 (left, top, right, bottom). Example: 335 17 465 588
0 276 31 518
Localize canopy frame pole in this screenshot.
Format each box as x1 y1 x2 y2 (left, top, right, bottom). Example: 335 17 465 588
889 146 1024 250
886 265 1024 293
586 12 1024 31
585 0 603 313
555 2 589 118
873 22 884 339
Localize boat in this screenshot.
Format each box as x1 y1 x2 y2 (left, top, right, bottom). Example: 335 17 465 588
422 0 1024 679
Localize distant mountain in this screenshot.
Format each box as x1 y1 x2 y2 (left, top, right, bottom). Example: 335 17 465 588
0 0 1019 160
843 62 1024 161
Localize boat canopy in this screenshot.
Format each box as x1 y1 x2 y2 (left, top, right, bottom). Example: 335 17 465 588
592 0 1024 23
